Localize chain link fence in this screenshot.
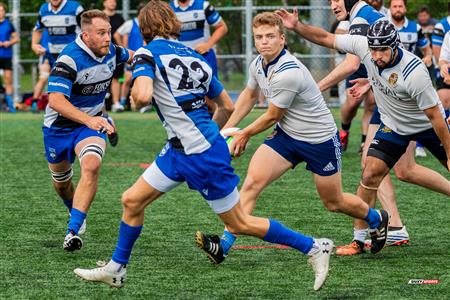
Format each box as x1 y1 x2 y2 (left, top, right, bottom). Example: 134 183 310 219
5 0 340 103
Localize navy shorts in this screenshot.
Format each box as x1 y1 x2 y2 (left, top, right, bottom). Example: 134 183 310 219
368 122 448 168
370 105 382 125
263 126 342 176
43 126 106 164
0 57 12 70
345 64 368 88
153 136 240 201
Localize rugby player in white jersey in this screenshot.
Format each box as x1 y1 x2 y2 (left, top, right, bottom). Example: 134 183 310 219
196 12 390 262
278 8 450 256
272 18 450 235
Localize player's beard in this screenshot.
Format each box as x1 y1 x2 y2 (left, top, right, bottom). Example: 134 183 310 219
391 13 405 22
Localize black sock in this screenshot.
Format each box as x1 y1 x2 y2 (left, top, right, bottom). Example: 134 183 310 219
341 122 351 131
388 226 403 231
361 134 367 143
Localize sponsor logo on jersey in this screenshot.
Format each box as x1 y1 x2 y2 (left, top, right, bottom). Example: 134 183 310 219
381 126 392 133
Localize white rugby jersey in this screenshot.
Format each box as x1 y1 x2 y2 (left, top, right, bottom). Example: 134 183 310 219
247 49 337 144
335 34 446 135
440 31 450 62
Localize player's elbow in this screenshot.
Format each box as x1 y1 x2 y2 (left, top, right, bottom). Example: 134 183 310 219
131 88 152 106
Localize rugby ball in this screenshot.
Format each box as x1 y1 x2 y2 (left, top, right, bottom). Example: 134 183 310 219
220 127 240 156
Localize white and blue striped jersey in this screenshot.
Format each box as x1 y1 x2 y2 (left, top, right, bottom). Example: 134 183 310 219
348 1 386 36
432 16 450 47
440 31 450 62
335 34 446 135
170 0 222 49
392 17 429 53
34 0 83 55
247 50 337 144
132 38 224 155
45 36 130 130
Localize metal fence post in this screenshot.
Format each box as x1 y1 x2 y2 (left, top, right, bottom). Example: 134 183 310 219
122 0 129 21
12 0 20 102
244 0 252 80
309 0 330 79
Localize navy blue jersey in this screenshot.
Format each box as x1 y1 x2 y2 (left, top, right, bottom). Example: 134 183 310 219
35 0 83 55
132 38 224 154
170 0 222 49
432 16 450 47
0 18 15 58
45 37 130 130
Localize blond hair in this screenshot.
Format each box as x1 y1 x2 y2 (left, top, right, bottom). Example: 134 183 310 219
252 12 284 35
139 0 181 43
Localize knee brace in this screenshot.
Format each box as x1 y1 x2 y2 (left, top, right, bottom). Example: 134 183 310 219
50 167 73 182
359 180 378 191
78 144 105 161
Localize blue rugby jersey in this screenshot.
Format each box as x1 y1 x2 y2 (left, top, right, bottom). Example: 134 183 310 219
432 16 450 47
34 0 83 55
348 1 386 36
170 0 222 49
393 17 429 53
131 38 224 154
45 36 130 130
0 18 15 58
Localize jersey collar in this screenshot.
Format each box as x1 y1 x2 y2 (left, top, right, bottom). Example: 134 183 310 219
48 0 67 14
173 0 195 10
262 49 286 77
349 1 367 23
76 35 109 63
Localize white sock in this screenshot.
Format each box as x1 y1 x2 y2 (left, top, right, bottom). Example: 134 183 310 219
308 239 321 256
353 228 368 243
107 260 126 272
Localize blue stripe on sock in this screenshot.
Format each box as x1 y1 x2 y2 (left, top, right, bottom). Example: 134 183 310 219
364 208 380 229
112 221 143 265
262 219 313 254
220 230 236 255
67 208 86 234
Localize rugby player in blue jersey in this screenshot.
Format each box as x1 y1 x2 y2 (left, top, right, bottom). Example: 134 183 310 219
43 9 132 251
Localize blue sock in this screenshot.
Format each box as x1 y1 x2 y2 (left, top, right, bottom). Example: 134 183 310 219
112 221 143 265
63 199 73 212
120 98 126 106
262 219 313 254
364 208 380 229
5 95 16 112
220 230 236 255
67 208 86 234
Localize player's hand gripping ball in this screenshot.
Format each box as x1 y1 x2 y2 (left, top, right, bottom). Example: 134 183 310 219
220 127 240 157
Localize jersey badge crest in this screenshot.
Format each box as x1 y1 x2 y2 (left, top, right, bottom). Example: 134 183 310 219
388 73 398 87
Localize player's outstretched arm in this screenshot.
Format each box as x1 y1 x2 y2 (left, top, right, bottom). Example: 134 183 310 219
318 53 361 92
48 92 114 134
275 8 336 49
423 105 450 170
223 86 259 129
131 76 154 108
211 90 235 129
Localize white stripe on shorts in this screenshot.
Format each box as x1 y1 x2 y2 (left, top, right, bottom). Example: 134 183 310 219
142 162 182 192
206 188 240 214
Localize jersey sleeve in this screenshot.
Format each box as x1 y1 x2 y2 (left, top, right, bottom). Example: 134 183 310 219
334 34 368 59
246 57 259 90
34 7 44 31
48 55 77 97
116 20 133 36
406 63 440 111
440 32 450 62
203 1 222 26
114 44 130 64
206 75 224 99
132 47 156 80
267 68 302 109
432 22 445 46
